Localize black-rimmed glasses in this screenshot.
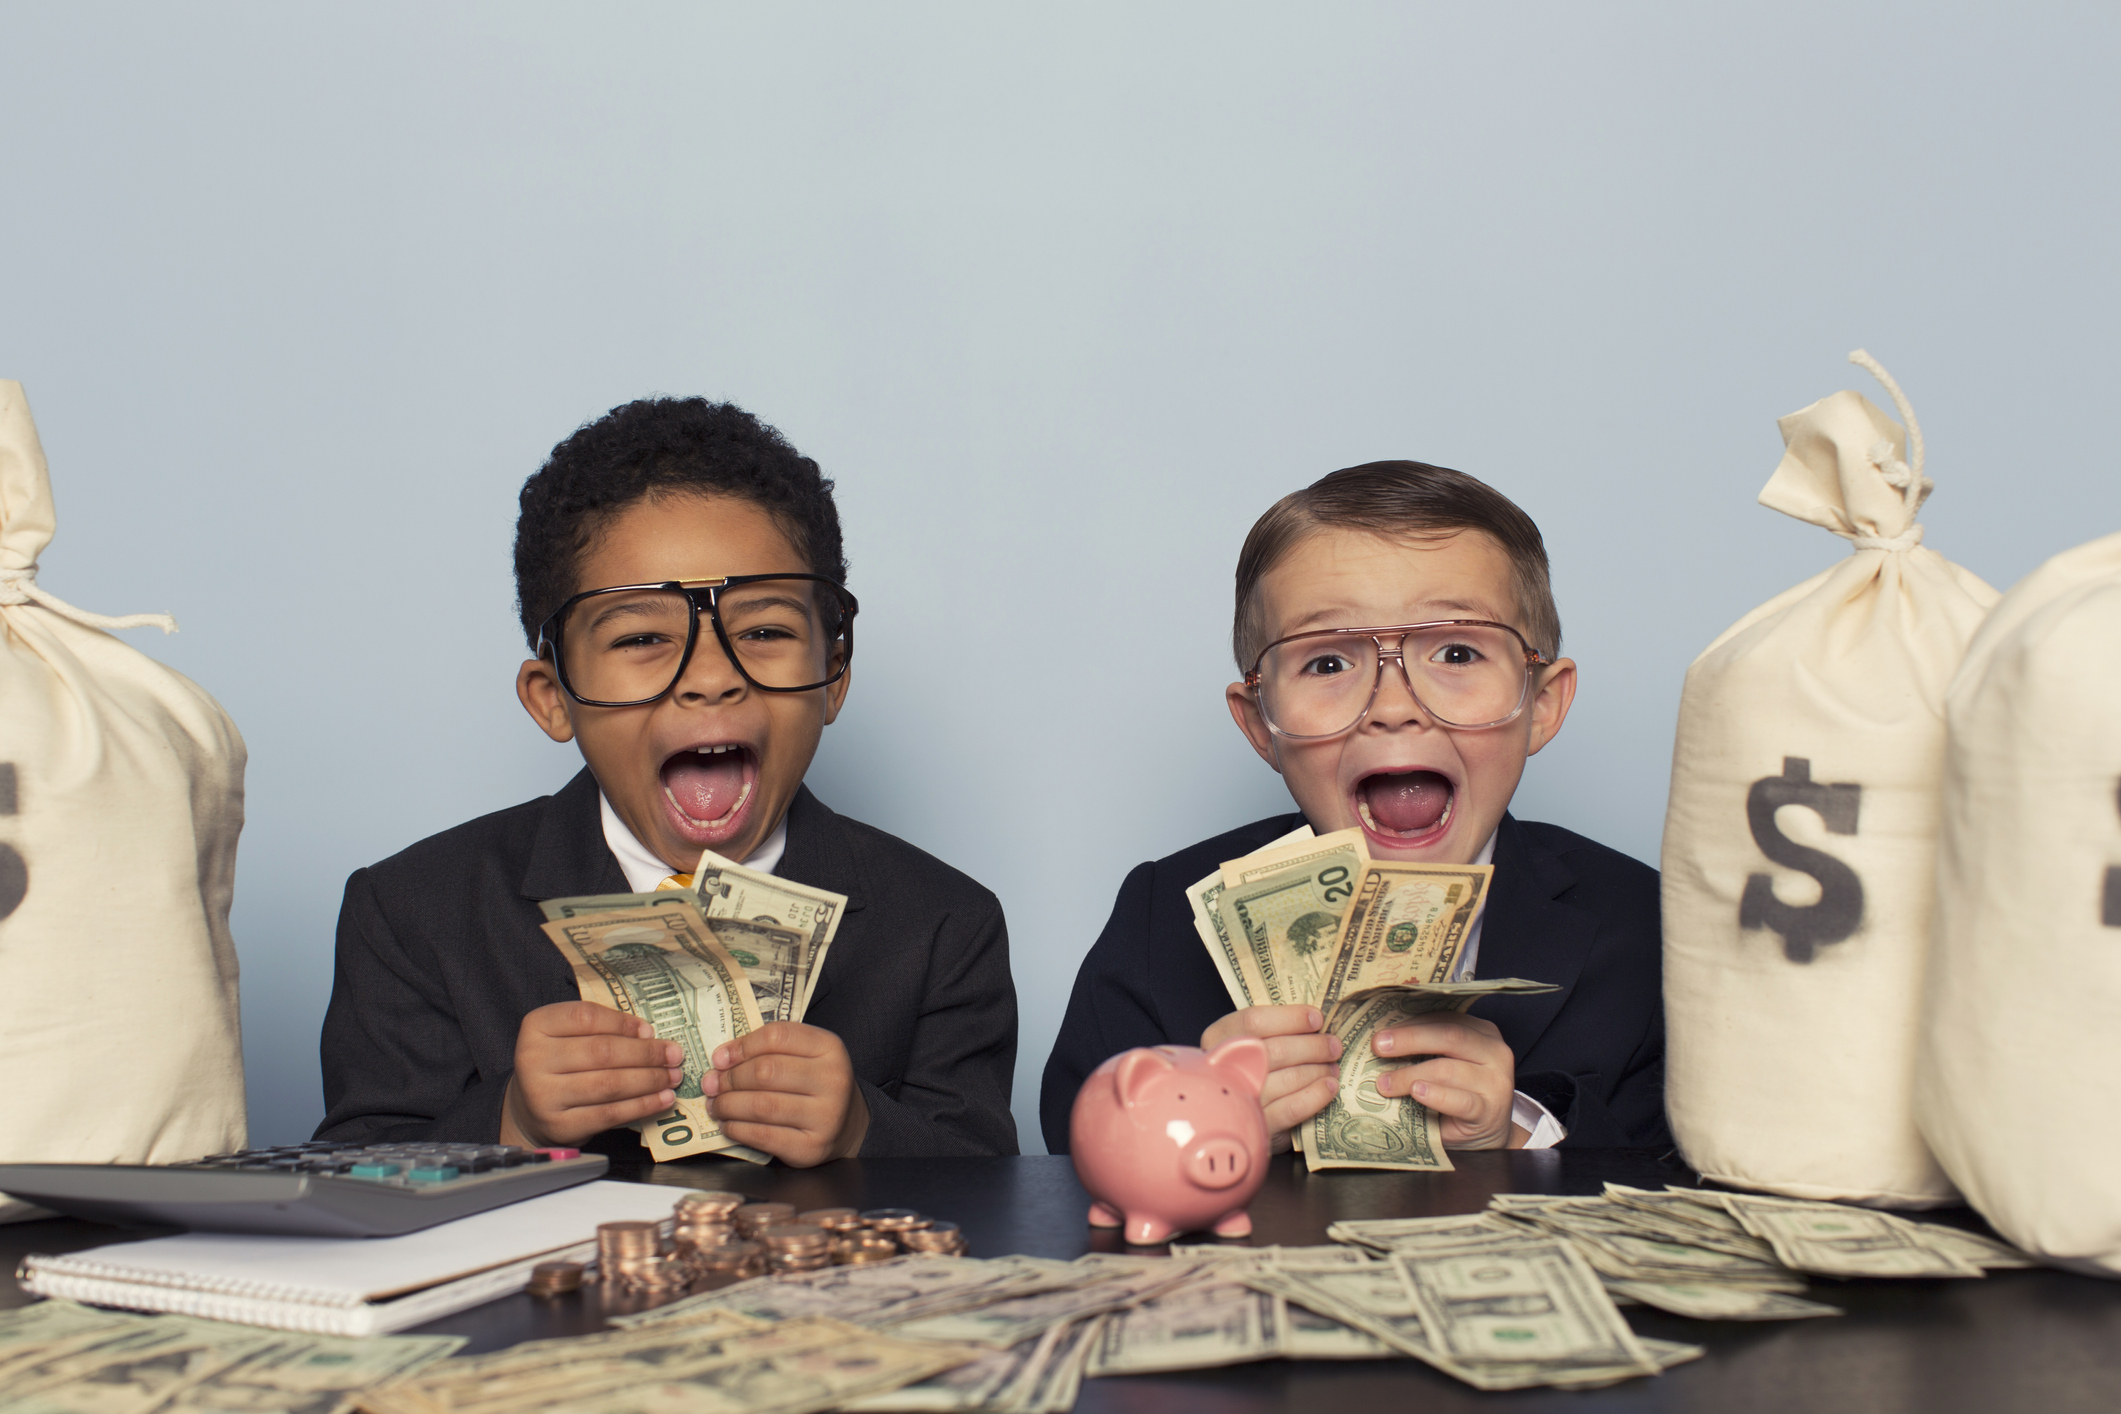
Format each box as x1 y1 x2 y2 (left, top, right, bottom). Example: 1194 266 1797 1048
537 574 858 708
1244 620 1550 738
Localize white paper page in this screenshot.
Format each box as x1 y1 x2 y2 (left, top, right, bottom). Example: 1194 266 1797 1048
31 1179 684 1305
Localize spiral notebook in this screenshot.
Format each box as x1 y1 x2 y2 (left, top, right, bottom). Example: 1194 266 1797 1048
19 1179 680 1336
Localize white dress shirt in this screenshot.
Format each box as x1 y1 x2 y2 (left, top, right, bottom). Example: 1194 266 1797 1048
1451 830 1567 1149
599 794 788 891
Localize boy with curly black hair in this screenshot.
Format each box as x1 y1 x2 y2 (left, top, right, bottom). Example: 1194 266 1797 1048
317 398 1019 1164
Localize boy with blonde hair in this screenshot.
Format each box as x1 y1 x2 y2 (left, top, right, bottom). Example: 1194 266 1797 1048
1041 461 1664 1154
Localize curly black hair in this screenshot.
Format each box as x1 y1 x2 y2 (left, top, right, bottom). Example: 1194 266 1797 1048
513 397 848 649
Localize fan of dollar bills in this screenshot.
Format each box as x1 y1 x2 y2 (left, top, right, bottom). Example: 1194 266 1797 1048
1186 825 1555 1172
538 853 849 1162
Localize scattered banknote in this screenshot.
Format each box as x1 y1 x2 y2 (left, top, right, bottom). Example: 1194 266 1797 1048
611 1254 1093 1333
1718 1193 1990 1279
1304 978 1560 1173
358 1311 965 1414
1083 1273 1279 1375
540 904 765 1161
1327 1182 2035 1331
0 1304 460 1414
1396 1240 1660 1379
1240 1254 1690 1392
1600 1280 1844 1321
888 1258 1205 1348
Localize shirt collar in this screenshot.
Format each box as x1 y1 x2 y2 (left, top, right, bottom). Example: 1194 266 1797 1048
599 793 789 891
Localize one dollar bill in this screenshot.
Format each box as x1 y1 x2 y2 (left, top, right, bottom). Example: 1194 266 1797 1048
1305 979 1559 1173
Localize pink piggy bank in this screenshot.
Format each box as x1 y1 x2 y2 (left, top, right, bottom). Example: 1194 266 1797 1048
1069 1038 1271 1245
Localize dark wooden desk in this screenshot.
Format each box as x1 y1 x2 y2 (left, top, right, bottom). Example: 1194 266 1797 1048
6 1151 2119 1413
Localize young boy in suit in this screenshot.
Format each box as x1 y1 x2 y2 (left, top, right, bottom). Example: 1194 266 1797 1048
1040 461 1665 1154
318 398 1018 1164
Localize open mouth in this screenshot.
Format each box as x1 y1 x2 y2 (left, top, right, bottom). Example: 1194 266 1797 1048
1354 769 1455 848
658 743 759 845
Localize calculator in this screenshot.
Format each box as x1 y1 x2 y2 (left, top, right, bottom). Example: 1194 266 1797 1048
0 1141 610 1237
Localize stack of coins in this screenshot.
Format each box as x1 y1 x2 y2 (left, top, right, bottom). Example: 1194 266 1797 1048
832 1233 901 1265
693 1239 767 1281
760 1223 832 1273
525 1260 586 1296
899 1221 969 1257
734 1202 797 1240
860 1208 930 1239
797 1207 863 1236
673 1192 744 1265
596 1220 687 1291
677 1190 746 1223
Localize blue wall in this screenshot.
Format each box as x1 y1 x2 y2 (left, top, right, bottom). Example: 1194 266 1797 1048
4 2 2117 1151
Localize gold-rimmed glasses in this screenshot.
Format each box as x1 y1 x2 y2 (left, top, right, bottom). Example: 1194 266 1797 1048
1244 620 1549 739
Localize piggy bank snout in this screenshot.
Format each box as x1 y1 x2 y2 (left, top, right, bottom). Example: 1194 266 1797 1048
1184 1136 1251 1190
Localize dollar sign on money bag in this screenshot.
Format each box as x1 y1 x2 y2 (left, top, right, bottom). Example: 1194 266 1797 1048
0 764 24 921
2103 781 2121 928
1739 757 1863 963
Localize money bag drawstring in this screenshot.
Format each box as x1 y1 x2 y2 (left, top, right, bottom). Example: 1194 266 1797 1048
1846 349 1932 553
0 564 177 633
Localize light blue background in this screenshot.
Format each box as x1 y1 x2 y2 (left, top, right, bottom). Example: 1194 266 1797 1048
4 4 2116 1152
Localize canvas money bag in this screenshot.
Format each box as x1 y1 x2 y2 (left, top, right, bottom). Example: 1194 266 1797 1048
1661 352 1997 1208
1916 533 2121 1275
0 382 246 1221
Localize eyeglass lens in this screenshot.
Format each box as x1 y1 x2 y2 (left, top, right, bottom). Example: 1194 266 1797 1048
1256 625 1531 735
560 580 847 703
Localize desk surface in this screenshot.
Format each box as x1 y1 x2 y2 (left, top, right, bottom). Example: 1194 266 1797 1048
6 1150 2118 1413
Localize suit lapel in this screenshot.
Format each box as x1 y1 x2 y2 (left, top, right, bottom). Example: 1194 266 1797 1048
774 786 868 1013
1472 814 1594 1059
520 768 630 901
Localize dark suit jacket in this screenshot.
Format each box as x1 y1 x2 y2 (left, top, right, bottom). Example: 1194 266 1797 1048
1038 811 1668 1153
317 769 1019 1157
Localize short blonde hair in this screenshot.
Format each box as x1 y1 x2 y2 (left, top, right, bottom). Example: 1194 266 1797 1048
1233 460 1561 668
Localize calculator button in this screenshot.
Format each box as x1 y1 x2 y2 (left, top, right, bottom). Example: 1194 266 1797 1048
350 1163 402 1179
407 1166 460 1183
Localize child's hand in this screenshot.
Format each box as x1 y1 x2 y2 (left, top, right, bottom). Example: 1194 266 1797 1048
704 1022 869 1168
1369 1012 1526 1149
1200 1005 1343 1153
501 1001 683 1149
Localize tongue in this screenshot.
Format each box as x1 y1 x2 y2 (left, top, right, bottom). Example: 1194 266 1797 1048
661 752 747 823
1364 771 1452 834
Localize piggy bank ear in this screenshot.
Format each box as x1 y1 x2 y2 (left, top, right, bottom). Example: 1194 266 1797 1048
1205 1036 1271 1096
1112 1047 1176 1109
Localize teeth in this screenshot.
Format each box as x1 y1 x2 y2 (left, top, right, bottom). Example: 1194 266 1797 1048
694 744 740 755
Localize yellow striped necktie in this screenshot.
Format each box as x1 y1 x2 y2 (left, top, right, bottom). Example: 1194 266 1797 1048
657 874 693 891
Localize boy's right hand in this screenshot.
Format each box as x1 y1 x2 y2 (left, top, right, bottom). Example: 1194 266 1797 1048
1200 1005 1343 1153
500 1001 684 1149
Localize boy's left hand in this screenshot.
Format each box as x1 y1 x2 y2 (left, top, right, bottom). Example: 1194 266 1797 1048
703 1021 869 1167
1370 1012 1528 1150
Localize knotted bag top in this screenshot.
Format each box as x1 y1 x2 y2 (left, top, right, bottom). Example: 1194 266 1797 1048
1760 350 1934 554
0 380 176 634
